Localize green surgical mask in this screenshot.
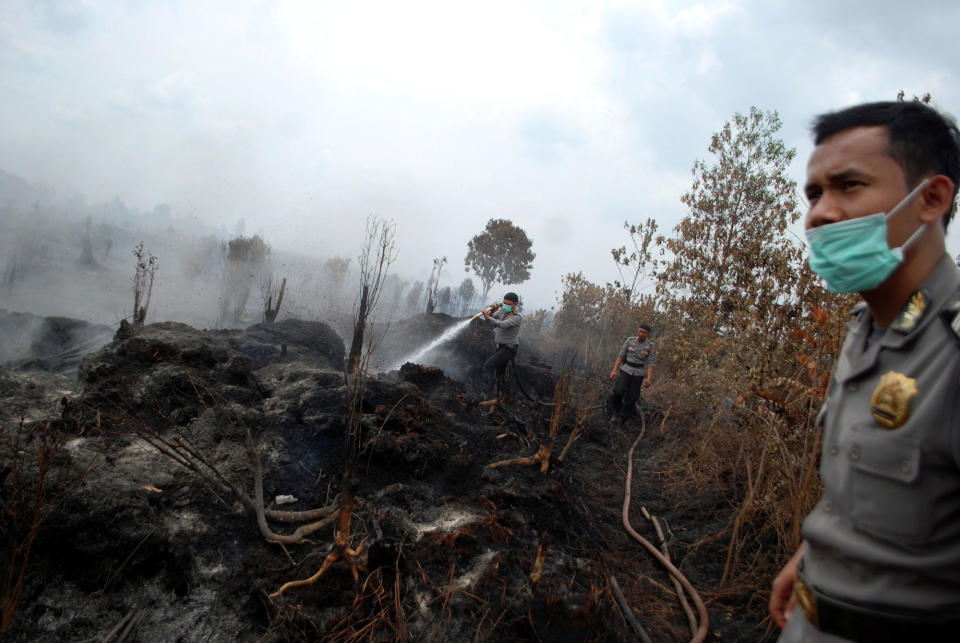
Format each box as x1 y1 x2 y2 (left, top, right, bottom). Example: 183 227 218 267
806 179 929 293
501 304 513 313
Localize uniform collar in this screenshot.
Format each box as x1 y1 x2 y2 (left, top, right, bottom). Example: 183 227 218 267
851 254 960 350
838 255 958 383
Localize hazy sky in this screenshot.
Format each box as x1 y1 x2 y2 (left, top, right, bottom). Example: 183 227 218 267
2 0 959 309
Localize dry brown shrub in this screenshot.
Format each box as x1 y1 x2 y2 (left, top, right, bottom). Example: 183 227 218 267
648 290 853 604
547 273 661 377
540 107 861 627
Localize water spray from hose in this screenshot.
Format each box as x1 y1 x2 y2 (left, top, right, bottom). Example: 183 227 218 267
385 317 474 372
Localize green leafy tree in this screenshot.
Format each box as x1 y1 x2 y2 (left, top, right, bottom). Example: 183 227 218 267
611 217 659 301
657 107 803 336
897 89 932 104
464 219 535 301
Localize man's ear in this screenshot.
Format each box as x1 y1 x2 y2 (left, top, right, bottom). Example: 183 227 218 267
919 174 957 223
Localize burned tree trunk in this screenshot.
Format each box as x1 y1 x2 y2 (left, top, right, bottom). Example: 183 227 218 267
348 284 369 373
263 277 286 323
132 242 158 326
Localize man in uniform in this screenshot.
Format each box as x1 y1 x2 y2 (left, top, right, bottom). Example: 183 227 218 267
481 292 522 408
608 323 655 427
769 101 960 641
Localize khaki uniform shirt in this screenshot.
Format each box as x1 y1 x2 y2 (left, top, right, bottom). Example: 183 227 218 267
801 254 960 613
617 336 655 377
488 309 521 346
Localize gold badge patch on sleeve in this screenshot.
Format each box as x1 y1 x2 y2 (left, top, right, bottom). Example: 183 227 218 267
870 371 918 429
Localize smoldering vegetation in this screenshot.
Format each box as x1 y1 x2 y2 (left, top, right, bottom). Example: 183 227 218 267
0 197 482 373
1 108 857 641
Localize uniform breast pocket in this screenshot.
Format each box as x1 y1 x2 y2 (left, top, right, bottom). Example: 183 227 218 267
849 424 928 545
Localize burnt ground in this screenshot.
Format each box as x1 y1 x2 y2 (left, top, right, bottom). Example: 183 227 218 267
0 313 775 642
0 309 113 375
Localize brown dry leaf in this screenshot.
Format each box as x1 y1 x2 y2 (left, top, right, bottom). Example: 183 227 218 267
812 307 829 326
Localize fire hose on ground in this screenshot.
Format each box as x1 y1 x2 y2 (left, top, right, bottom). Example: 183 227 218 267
618 410 710 642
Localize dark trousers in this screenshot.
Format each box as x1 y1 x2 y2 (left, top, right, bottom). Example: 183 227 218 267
612 370 644 420
483 344 517 393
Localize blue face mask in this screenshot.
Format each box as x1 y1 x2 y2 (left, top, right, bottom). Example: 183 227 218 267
806 179 929 293
501 304 513 313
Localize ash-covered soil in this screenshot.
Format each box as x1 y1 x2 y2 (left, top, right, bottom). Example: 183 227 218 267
0 313 772 641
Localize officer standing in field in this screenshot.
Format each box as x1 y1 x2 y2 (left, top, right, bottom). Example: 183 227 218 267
608 323 654 427
769 101 960 641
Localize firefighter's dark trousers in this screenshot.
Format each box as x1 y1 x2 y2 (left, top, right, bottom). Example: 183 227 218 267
611 370 644 420
483 344 518 394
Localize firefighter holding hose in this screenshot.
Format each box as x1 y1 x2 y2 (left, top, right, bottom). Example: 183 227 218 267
479 292 522 408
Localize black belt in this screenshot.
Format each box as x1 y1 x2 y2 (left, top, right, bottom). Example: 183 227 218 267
796 573 960 642
496 344 518 350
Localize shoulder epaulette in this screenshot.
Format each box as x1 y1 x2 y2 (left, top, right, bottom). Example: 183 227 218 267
890 289 929 335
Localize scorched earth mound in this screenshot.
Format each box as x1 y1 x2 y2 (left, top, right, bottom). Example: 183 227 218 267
1 314 766 641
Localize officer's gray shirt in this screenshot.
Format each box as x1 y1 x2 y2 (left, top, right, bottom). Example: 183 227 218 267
801 254 960 613
488 309 521 346
617 336 655 376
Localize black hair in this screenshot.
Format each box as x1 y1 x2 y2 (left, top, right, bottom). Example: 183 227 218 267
638 323 651 332
812 101 960 228
504 292 519 303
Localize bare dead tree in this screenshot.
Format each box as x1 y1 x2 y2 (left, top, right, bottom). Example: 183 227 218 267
348 215 397 373
79 215 97 267
261 275 287 323
488 361 581 474
425 256 447 313
2 255 24 291
271 328 380 598
132 242 158 326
